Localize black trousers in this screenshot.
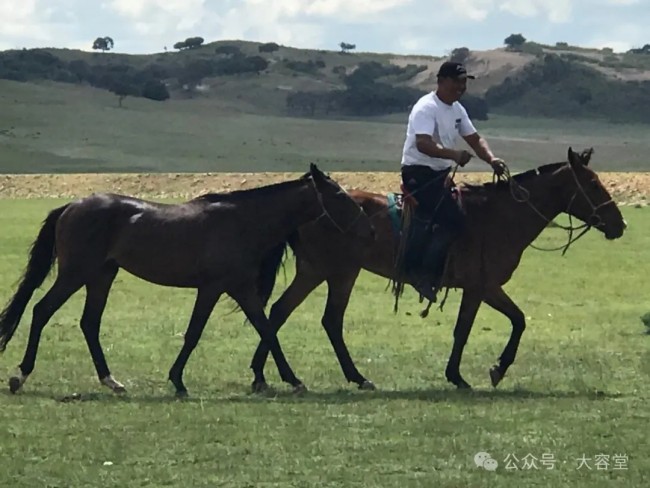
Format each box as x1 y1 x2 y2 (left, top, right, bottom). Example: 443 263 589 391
400 164 465 234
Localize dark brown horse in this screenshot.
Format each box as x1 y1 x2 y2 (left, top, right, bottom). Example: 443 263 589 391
249 148 626 391
0 164 374 397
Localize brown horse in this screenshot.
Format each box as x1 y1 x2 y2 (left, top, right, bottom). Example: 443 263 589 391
0 164 374 397
249 148 626 391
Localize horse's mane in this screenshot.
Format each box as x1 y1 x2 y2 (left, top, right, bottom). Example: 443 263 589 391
194 173 311 203
461 161 567 196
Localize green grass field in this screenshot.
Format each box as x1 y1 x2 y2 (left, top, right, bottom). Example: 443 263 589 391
0 199 648 487
2 79 649 174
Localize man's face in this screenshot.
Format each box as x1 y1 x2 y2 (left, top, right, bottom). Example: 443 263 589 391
439 76 467 101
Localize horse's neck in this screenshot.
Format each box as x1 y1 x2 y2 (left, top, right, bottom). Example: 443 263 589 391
287 181 322 225
497 176 566 249
257 181 320 238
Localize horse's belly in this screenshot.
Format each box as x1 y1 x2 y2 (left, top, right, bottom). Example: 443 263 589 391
109 231 229 288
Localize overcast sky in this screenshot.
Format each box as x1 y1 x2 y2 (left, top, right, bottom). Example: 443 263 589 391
1 0 648 56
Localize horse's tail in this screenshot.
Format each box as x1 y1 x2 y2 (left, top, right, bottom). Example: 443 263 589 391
0 204 69 352
257 236 292 310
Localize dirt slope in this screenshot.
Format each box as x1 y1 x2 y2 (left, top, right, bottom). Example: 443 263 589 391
1 172 648 207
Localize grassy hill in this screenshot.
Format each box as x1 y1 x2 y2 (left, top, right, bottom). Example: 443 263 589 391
1 78 649 174
1 39 650 174
4 39 650 119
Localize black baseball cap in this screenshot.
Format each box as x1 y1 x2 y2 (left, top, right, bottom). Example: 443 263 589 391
436 61 475 79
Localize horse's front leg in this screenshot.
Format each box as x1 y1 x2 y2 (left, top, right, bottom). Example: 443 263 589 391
445 288 482 389
483 287 526 387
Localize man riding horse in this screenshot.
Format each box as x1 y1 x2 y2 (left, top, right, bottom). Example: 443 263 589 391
400 61 507 301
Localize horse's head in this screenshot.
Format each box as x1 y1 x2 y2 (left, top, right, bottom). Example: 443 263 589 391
563 147 626 240
308 163 375 243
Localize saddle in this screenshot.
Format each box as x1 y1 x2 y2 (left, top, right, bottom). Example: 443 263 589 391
386 183 464 240
387 181 466 316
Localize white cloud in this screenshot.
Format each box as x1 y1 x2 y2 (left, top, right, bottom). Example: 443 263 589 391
442 0 493 21
397 36 424 52
0 0 43 38
601 0 640 4
0 1 79 49
213 2 325 48
0 0 647 56
586 22 645 53
107 0 207 33
499 0 572 22
303 0 412 16
108 0 205 19
440 0 572 22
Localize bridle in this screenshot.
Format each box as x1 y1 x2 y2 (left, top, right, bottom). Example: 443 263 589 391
309 176 368 234
498 161 616 255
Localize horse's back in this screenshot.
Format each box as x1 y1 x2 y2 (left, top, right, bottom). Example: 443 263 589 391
348 189 390 215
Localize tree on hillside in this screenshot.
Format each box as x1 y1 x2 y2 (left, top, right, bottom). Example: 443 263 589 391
184 37 204 49
109 81 134 108
92 36 114 53
142 80 170 101
259 42 280 53
339 42 356 54
174 37 204 51
179 59 213 93
504 33 526 51
214 45 242 56
450 47 470 64
628 44 650 54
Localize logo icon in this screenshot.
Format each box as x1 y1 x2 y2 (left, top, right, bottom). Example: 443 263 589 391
474 452 498 471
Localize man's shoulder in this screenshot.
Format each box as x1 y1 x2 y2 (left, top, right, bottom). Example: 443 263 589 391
410 92 438 115
451 100 469 115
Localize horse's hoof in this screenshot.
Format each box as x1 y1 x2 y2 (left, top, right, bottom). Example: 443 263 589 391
292 383 308 395
101 375 126 394
251 381 269 394
8 376 22 394
358 380 376 391
175 389 189 399
446 371 472 390
448 376 472 390
489 366 504 387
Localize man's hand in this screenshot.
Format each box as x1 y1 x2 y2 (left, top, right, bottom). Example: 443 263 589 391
489 157 507 177
454 150 473 166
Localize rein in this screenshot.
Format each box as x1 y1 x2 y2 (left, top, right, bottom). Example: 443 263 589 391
309 177 366 234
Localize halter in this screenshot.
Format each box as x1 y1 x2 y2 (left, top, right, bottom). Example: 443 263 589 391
309 176 367 234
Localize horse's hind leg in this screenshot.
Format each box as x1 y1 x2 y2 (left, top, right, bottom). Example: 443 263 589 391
10 275 83 393
483 287 526 387
249 270 323 392
79 262 124 393
322 271 374 390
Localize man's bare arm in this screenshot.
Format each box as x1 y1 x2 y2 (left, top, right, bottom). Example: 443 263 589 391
462 132 497 164
463 132 506 175
416 134 471 165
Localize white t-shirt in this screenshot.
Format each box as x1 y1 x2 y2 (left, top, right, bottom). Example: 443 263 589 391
401 92 477 170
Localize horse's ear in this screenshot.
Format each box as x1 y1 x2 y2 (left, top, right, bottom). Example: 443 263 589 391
581 147 594 166
309 163 328 181
567 147 579 168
